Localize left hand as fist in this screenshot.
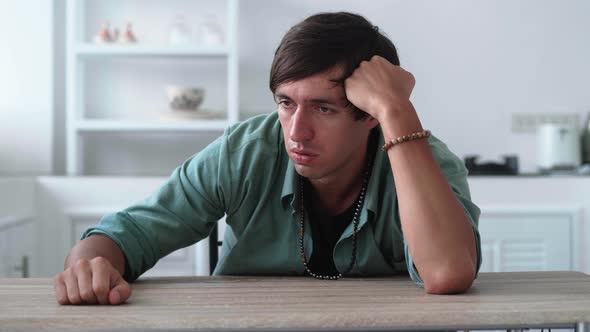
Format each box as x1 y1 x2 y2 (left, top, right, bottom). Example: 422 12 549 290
344 55 415 122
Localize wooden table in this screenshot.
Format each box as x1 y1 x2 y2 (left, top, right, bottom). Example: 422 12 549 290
1 271 589 331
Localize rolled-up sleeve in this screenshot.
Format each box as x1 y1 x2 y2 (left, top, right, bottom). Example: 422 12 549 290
82 134 231 281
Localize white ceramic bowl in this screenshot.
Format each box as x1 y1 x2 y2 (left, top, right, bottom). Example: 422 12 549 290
166 85 205 111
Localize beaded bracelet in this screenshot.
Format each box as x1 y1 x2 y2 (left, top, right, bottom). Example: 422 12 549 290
382 129 431 152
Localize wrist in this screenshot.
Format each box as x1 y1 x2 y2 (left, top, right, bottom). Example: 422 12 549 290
382 129 430 152
374 99 411 123
378 102 423 140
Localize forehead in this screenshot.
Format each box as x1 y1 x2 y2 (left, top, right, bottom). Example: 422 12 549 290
275 67 346 99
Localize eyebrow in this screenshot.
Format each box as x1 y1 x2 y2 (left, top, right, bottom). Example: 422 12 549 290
273 93 347 106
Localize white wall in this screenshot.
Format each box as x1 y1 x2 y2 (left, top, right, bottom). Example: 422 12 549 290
0 0 53 175
237 0 590 173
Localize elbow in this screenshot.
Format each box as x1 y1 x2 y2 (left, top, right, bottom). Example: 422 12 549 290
422 265 476 295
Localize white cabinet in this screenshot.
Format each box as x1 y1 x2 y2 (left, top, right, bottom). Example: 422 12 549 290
0 217 35 278
478 207 582 273
0 178 37 277
468 176 589 274
65 0 239 175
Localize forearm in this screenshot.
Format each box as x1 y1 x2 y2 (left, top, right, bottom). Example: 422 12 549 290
65 235 126 277
381 103 477 293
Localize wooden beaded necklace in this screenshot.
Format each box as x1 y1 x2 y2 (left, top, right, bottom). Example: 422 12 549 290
298 156 372 280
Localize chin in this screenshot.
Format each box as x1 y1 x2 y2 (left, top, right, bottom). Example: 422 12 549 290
294 166 328 181
294 165 315 178
293 164 309 177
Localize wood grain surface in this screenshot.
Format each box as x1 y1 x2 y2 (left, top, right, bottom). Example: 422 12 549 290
1 271 589 331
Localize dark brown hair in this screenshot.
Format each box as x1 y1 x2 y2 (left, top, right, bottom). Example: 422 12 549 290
269 12 400 120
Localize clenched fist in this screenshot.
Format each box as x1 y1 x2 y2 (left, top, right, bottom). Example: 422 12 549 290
53 256 131 305
344 55 416 122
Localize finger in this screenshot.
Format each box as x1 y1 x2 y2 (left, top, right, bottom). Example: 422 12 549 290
75 260 97 304
53 274 70 305
372 55 384 63
109 272 132 305
92 266 111 305
63 269 82 304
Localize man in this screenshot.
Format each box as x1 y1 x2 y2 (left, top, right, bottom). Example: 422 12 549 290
54 12 481 305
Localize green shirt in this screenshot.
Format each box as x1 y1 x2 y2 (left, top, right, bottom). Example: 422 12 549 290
84 112 482 285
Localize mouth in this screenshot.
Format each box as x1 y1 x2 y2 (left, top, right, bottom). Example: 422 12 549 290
289 149 318 165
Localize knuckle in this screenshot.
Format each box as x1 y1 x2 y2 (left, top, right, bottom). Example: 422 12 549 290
93 284 109 296
79 290 94 301
91 256 109 267
56 295 69 305
53 273 64 284
74 258 90 271
69 295 82 304
63 268 75 280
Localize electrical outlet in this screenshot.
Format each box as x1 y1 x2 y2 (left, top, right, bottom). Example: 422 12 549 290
511 113 580 133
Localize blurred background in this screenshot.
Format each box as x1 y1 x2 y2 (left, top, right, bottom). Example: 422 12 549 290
0 1 589 282
2 0 590 176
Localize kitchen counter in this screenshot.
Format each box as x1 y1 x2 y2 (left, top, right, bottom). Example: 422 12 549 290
468 173 590 177
1 271 589 331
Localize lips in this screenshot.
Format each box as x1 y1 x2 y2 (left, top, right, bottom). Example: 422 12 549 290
289 148 318 165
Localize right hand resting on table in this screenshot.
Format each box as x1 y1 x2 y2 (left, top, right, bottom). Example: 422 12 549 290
53 256 131 305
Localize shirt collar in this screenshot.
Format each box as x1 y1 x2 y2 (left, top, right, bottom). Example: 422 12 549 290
280 158 298 209
365 127 388 216
345 127 388 236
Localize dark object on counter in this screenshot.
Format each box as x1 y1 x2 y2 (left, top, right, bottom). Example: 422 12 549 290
464 155 519 175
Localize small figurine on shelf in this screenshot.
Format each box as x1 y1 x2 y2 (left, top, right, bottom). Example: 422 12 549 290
168 15 193 45
112 27 120 42
200 14 224 46
93 21 113 44
117 22 137 44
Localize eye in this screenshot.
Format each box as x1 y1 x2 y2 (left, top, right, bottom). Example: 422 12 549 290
278 100 293 107
316 106 333 113
277 100 296 111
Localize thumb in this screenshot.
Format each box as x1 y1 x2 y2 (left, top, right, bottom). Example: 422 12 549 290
108 274 132 305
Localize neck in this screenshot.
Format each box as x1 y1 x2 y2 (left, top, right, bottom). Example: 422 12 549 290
309 177 363 216
305 129 376 216
308 150 370 216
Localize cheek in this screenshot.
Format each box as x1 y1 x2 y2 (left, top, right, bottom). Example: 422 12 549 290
323 123 368 149
277 113 291 138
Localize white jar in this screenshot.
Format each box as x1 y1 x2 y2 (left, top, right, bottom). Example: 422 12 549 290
169 16 193 45
200 15 224 46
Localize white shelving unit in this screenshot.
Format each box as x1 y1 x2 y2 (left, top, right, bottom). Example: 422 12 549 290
65 0 239 175
74 44 230 57
75 119 230 132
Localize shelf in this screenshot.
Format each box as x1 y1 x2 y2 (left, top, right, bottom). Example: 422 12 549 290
66 0 240 175
75 119 229 132
74 43 229 57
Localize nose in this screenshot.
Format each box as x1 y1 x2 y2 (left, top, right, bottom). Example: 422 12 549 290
289 108 314 143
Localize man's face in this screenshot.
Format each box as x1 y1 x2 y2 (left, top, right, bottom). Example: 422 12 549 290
275 67 378 182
